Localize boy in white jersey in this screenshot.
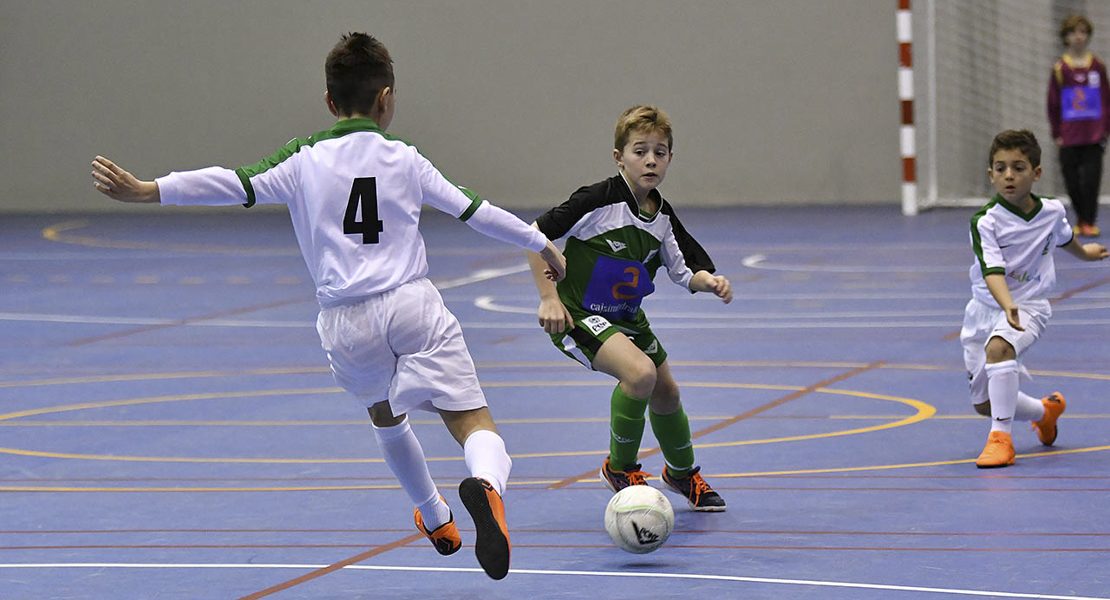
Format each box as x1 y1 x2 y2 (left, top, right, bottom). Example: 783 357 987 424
525 106 731 511
963 129 1106 468
90 32 565 580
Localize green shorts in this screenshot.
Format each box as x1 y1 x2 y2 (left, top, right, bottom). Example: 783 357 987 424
549 311 667 369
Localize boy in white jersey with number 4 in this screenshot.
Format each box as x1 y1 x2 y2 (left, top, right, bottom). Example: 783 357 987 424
90 32 566 580
963 129 1106 468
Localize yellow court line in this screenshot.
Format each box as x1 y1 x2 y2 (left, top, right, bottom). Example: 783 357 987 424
0 368 332 389
1 367 1104 469
830 414 1110 420
0 388 343 422
0 383 928 463
716 444 1110 477
4 363 1107 390
42 220 299 256
0 481 569 492
7 443 1110 492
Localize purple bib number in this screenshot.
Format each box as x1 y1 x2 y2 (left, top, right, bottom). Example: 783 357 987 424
581 255 655 321
1062 85 1102 121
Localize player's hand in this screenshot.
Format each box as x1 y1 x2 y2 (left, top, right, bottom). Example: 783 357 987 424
692 271 732 304
1082 243 1109 261
1004 305 1025 331
91 156 159 203
537 297 574 334
707 274 732 304
539 241 566 282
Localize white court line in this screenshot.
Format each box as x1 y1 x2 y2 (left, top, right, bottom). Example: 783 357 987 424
741 254 1110 273
0 313 309 328
0 563 1103 599
433 264 530 290
6 312 1110 330
473 296 1110 319
456 319 1110 329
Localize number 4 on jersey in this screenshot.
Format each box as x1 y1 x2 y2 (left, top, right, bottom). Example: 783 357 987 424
344 177 384 244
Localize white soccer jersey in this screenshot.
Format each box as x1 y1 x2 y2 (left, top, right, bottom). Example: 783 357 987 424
968 194 1074 306
156 118 546 305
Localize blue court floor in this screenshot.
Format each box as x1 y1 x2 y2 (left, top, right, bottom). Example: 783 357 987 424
1 205 1109 599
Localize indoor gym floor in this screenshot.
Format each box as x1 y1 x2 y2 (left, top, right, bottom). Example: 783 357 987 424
1 205 1108 599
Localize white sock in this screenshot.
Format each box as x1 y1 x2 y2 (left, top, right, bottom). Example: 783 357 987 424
372 418 451 529
463 429 512 496
985 360 1018 434
1014 391 1046 422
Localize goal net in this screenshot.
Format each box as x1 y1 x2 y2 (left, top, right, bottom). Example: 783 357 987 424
911 0 1110 213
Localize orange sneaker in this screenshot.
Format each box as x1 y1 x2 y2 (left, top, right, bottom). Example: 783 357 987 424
1076 223 1102 237
1032 392 1066 446
459 477 510 580
976 431 1015 468
414 497 462 556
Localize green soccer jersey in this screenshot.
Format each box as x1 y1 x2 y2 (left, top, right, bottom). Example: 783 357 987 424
535 174 715 325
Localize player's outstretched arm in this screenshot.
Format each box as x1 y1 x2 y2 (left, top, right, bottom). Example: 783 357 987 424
983 273 1024 331
91 156 160 203
690 270 733 304
1063 238 1109 262
538 239 567 282
527 224 573 334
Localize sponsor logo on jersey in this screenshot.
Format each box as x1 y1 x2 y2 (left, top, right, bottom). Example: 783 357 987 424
582 315 612 335
605 239 628 253
1007 270 1042 284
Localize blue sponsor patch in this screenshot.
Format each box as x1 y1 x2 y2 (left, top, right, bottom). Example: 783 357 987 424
1061 85 1102 121
582 255 654 321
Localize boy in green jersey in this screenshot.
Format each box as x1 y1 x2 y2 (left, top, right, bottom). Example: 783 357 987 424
525 105 731 511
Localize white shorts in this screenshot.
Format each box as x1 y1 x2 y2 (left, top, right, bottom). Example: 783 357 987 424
960 297 1050 403
316 277 487 416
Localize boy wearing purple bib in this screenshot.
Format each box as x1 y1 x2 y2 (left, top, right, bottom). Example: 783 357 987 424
525 106 732 511
1048 13 1110 237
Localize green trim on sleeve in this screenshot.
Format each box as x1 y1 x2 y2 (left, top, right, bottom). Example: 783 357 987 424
233 118 393 208
458 195 483 222
970 199 998 277
234 169 256 208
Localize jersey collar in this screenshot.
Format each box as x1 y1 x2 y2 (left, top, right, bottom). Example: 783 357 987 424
992 193 1043 221
1062 52 1094 69
329 117 384 136
615 172 663 222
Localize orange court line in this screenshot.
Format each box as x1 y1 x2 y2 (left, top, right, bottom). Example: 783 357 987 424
235 533 425 600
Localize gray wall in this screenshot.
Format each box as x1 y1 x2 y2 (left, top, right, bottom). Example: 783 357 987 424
1 0 900 213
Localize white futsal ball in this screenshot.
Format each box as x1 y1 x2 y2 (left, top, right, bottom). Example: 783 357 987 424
604 485 675 554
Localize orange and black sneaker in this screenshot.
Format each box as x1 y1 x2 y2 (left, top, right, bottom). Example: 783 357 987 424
661 466 726 512
599 457 651 493
1032 392 1066 446
414 497 461 556
459 477 510 580
975 431 1016 468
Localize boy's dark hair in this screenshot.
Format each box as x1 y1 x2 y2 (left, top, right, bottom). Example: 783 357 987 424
988 129 1041 168
325 32 394 118
1060 14 1094 43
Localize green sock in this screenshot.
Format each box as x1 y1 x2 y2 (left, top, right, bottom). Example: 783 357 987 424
650 408 695 478
609 384 649 470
